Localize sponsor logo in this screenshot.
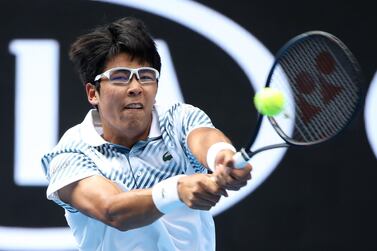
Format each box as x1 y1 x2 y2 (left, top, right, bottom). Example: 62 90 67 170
163 151 173 162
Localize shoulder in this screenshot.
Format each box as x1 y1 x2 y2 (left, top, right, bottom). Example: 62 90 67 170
154 102 213 137
42 112 93 165
41 124 84 166
154 102 204 118
55 122 87 151
58 125 82 145
52 109 102 152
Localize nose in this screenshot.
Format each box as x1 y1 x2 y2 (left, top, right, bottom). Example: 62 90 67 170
127 75 142 96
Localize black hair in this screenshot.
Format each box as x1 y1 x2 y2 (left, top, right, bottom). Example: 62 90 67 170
69 17 161 86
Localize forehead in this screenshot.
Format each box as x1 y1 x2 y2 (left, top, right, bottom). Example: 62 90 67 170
104 53 151 71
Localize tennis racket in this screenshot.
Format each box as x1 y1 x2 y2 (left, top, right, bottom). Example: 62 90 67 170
233 31 363 168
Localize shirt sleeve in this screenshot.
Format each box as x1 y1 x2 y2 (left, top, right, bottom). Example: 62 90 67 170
179 104 215 174
46 152 100 212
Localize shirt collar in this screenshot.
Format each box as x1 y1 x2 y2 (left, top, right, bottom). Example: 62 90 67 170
149 108 161 138
80 108 161 146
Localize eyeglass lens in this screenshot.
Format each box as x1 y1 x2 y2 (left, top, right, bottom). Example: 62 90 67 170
109 68 157 84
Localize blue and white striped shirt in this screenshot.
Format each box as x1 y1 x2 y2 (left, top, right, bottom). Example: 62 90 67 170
42 102 216 251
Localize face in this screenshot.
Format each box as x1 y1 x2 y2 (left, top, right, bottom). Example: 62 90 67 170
86 53 158 147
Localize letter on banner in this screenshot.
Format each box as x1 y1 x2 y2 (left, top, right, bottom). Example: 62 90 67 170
10 39 59 186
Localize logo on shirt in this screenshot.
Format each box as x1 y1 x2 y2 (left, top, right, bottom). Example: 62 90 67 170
162 151 173 161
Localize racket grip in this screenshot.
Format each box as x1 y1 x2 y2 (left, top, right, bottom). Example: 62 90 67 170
233 148 250 169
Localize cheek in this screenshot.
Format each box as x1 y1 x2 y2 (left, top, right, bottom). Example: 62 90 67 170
148 87 158 102
101 87 123 103
98 92 122 114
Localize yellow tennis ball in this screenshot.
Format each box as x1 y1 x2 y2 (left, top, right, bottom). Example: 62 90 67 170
254 87 285 116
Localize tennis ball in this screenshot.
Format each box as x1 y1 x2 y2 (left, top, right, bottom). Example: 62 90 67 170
254 87 285 116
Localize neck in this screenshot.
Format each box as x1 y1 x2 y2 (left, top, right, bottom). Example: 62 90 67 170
103 123 151 148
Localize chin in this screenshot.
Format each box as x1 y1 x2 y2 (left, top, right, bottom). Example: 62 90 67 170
120 108 151 126
121 114 146 128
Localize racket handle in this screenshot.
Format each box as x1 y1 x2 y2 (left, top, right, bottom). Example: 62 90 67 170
233 148 251 169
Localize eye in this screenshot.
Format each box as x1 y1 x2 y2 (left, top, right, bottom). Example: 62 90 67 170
138 69 157 82
109 69 131 82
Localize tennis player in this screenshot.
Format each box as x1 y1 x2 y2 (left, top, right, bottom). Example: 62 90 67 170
42 17 252 251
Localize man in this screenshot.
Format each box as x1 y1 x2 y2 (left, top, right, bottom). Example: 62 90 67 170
42 17 252 251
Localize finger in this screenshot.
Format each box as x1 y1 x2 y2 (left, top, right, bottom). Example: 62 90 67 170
190 204 213 211
196 192 222 205
216 170 236 185
216 170 251 190
188 193 222 209
229 165 252 181
225 180 248 191
208 176 228 197
220 182 242 191
229 171 251 182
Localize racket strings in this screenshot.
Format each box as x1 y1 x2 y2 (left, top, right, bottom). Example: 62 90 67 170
315 40 360 107
271 62 321 142
279 59 333 142
298 40 357 141
273 49 335 142
285 46 333 140
269 35 361 143
311 42 360 134
293 42 348 139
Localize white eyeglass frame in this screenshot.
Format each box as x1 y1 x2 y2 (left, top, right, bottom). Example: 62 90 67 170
94 66 160 84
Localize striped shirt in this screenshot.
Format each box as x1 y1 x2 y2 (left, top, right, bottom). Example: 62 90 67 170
42 102 216 251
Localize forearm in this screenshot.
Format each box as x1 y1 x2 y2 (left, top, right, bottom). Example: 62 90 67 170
106 173 228 230
101 174 222 229
59 169 224 232
187 127 233 168
187 128 252 191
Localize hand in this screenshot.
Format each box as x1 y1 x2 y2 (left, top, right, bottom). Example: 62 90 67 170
177 174 228 210
213 150 252 190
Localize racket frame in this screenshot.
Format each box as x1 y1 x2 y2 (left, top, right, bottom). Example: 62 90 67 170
235 31 364 168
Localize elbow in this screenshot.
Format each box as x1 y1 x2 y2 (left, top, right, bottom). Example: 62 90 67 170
103 212 130 232
102 206 158 232
101 202 130 232
110 221 129 232
96 194 160 232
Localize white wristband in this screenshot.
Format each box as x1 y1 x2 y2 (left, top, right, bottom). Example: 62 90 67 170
152 175 186 214
206 142 236 172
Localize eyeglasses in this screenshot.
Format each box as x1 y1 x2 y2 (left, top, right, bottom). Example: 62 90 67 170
94 67 159 85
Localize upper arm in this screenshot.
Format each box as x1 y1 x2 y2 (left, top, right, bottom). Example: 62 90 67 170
46 152 122 222
47 153 161 231
45 152 100 211
58 175 123 223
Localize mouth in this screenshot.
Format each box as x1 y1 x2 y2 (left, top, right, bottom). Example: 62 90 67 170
124 103 144 110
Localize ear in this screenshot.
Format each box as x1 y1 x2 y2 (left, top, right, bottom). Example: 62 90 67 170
86 83 99 106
